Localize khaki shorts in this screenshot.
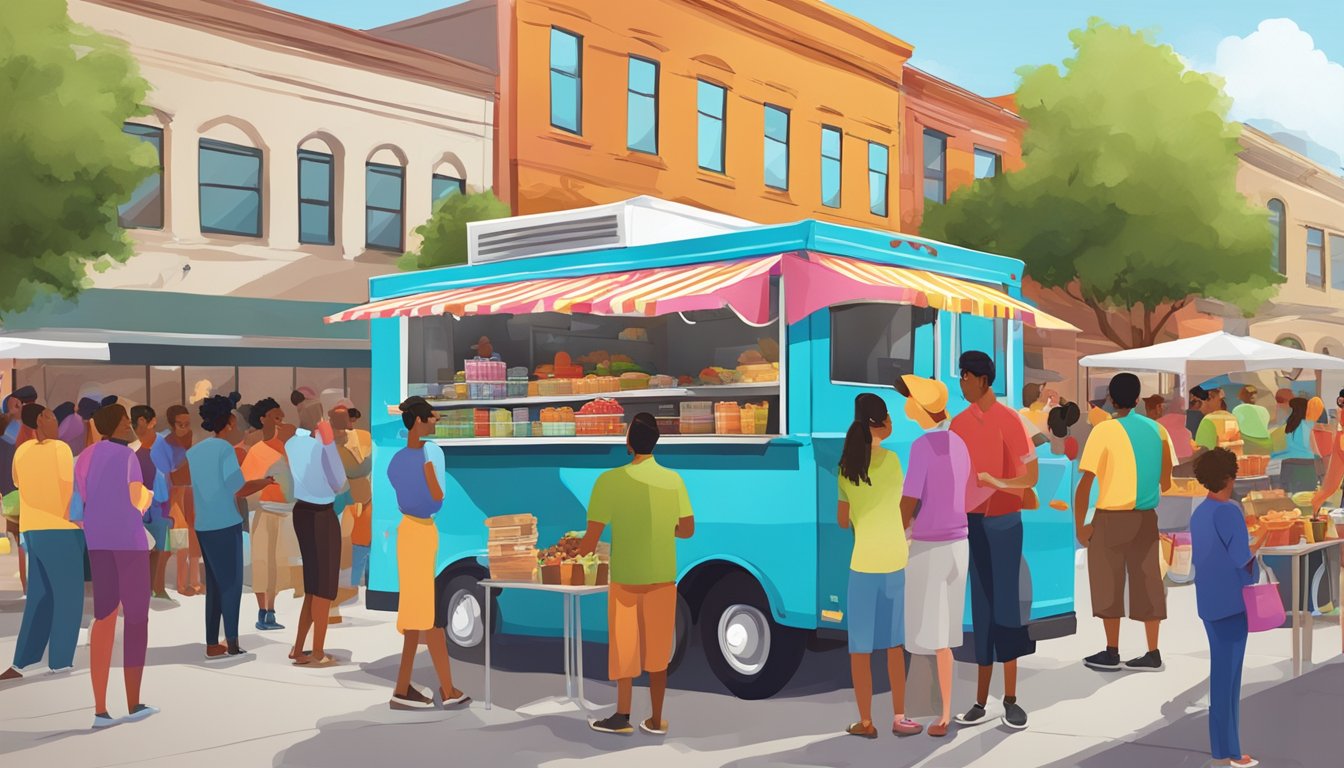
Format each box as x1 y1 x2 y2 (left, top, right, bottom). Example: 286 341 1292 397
608 582 676 680
1089 510 1167 621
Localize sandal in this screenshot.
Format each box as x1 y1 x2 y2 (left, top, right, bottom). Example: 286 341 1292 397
928 721 949 738
893 718 924 736
289 648 312 665
846 721 878 739
439 687 471 707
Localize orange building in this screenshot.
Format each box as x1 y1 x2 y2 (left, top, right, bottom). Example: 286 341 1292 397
375 0 912 228
898 68 1023 233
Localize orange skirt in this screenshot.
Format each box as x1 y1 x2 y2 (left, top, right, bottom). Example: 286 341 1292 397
396 516 437 633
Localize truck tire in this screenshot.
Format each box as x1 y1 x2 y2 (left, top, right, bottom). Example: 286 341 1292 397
439 572 497 663
699 572 805 699
669 591 692 674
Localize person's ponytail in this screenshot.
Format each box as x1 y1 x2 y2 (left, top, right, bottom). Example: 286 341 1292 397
838 393 889 486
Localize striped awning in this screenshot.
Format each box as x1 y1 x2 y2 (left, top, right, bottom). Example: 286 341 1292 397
326 255 782 325
783 252 1077 331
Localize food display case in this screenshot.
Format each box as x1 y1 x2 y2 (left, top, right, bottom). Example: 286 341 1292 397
401 302 783 445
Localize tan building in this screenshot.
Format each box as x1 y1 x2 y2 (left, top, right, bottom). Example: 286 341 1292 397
2 0 494 415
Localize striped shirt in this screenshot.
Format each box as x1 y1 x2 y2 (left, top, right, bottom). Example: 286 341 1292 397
1080 412 1177 511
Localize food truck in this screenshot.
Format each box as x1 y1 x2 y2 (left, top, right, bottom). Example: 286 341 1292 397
329 198 1079 699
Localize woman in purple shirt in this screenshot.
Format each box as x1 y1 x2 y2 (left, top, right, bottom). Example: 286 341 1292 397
1190 449 1266 768
896 375 972 738
386 397 468 711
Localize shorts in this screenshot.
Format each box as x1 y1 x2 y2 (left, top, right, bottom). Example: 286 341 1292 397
292 500 340 600
607 582 676 680
250 510 288 594
846 569 905 654
1088 510 1167 621
967 513 1036 665
146 519 171 552
396 516 437 633
905 539 970 655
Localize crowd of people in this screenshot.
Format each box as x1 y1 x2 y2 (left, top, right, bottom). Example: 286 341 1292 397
0 384 384 726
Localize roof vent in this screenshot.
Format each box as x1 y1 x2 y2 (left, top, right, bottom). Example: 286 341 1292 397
467 196 758 265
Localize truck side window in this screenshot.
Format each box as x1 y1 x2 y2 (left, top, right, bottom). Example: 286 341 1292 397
958 315 1008 396
830 303 936 386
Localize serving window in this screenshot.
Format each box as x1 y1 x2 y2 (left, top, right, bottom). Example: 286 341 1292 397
404 286 782 440
830 303 937 386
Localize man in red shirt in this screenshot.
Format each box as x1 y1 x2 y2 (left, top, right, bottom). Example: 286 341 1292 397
949 351 1037 732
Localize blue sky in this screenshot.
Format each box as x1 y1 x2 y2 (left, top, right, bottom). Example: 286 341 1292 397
263 1 1344 156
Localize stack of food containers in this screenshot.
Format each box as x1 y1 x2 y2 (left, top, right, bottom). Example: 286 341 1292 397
540 407 577 436
506 367 529 398
714 401 741 434
489 408 512 437
512 407 530 437
485 513 538 581
466 358 507 400
680 401 713 434
654 404 679 435
576 398 624 435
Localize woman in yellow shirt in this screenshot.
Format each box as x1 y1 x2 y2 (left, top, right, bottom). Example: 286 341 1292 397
838 393 916 738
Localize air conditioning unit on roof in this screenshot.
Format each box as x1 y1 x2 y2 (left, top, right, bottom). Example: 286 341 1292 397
466 196 759 266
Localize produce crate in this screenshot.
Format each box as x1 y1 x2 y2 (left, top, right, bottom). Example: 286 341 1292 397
484 513 537 529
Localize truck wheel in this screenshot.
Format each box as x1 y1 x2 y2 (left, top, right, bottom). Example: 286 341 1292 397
440 572 496 663
669 591 692 674
699 572 805 699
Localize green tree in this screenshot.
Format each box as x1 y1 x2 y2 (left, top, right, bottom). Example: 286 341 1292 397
0 0 156 314
921 20 1282 349
398 191 512 271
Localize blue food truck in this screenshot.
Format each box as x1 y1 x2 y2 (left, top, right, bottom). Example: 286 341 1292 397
333 199 1078 699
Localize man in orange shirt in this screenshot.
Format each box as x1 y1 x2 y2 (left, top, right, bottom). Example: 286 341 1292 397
241 398 294 632
1311 389 1344 513
949 351 1038 732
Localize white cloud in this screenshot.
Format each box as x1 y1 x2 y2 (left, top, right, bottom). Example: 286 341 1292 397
1213 19 1344 160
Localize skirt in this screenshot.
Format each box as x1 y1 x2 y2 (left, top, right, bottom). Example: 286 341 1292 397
396 515 438 633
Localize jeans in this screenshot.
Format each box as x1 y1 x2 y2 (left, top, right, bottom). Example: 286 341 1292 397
12 529 87 670
967 513 1036 666
1204 612 1248 760
198 524 244 645
350 544 370 588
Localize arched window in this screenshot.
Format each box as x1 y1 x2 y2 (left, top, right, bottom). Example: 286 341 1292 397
1267 198 1286 275
1276 335 1303 350
198 118 266 238
298 135 339 246
366 146 406 252
432 155 467 209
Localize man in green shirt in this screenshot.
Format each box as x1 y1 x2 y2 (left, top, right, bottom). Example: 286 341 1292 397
579 413 694 737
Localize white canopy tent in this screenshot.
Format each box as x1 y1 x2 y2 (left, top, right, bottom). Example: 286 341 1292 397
1079 331 1344 396
0 336 110 361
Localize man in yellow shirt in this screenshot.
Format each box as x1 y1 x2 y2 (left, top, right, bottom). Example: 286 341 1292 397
1 404 85 681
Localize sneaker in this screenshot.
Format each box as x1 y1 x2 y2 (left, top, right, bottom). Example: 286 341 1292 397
845 721 878 739
91 712 118 729
1083 648 1122 671
125 704 159 722
1124 650 1164 672
0 667 23 682
590 713 634 735
955 703 991 727
1001 699 1028 730
265 611 286 631
390 685 435 710
204 644 230 663
226 645 254 661
1229 757 1259 767
439 687 471 708
640 718 668 735
46 666 74 676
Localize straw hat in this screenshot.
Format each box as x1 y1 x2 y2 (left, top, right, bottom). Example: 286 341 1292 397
898 374 948 430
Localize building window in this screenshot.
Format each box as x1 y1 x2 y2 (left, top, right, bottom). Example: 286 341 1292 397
763 105 789 190
868 142 889 217
697 80 726 173
297 149 334 245
119 123 164 230
626 56 659 154
365 162 404 252
973 147 1001 180
199 139 262 237
1277 336 1304 351
821 126 842 208
923 130 947 203
831 303 937 384
549 28 582 134
1331 233 1344 291
1307 226 1325 288
1268 198 1286 275
432 174 465 207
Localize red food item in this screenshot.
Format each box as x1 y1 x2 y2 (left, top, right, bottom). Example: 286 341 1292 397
699 367 721 385
678 375 694 385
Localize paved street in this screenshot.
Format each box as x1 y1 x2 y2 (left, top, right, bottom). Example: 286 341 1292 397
1 550 1340 768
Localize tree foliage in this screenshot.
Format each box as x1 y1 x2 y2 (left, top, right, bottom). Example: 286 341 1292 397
921 20 1282 349
0 0 156 314
398 191 512 271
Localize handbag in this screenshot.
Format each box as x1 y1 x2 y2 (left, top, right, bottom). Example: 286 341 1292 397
1243 554 1286 633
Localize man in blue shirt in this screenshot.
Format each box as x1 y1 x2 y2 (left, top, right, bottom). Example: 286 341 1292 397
285 399 347 667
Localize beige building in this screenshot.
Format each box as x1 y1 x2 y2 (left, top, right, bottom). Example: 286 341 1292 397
2 0 494 415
